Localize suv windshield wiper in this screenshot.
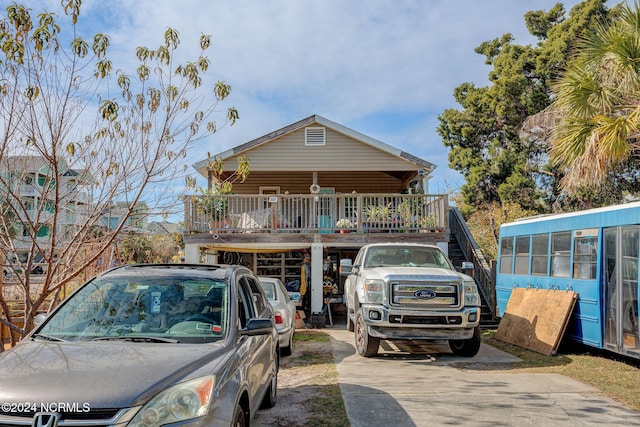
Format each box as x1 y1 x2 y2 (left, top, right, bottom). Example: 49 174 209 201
32 333 65 342
91 336 179 343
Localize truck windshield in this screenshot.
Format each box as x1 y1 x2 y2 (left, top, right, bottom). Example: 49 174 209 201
364 247 451 269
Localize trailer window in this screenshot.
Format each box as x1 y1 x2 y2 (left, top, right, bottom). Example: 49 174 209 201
514 236 531 275
531 234 549 276
499 237 514 274
551 232 571 278
573 229 598 280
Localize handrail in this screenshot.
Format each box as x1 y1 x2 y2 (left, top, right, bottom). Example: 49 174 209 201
449 207 496 319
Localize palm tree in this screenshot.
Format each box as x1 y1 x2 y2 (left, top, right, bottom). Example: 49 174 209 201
550 1 640 191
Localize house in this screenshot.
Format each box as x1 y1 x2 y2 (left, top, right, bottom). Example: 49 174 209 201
0 156 94 269
183 115 453 317
101 201 150 233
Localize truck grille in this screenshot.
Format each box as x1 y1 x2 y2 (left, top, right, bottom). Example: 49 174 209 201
390 281 459 308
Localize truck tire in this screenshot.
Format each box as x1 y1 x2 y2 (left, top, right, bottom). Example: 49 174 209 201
448 326 481 357
347 315 354 332
355 308 379 357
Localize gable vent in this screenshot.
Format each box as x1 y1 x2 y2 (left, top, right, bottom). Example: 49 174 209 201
305 127 326 146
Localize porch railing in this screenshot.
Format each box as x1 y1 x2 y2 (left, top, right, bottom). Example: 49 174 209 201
184 193 449 234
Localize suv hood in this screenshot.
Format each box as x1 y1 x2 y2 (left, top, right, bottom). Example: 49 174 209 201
0 339 227 408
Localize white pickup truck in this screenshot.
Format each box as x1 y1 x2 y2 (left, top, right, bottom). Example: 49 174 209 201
342 243 481 357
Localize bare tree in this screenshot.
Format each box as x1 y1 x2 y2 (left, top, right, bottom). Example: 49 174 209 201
0 1 238 348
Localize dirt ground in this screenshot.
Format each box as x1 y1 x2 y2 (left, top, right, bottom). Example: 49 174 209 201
254 328 345 426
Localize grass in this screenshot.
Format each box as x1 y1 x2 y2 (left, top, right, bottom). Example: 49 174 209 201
286 330 349 427
481 329 640 411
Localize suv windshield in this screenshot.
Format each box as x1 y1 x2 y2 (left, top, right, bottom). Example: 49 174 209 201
38 275 228 343
364 247 451 269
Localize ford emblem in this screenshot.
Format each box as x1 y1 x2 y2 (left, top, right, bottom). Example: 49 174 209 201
415 290 437 299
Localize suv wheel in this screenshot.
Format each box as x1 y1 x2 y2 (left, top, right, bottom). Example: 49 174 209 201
355 308 379 357
448 326 481 357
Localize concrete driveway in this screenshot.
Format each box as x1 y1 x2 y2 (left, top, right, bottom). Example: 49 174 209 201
326 327 640 427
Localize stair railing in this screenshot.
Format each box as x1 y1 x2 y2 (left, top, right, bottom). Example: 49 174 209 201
449 207 496 320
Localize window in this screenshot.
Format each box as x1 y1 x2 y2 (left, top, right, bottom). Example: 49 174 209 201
499 237 514 274
573 229 598 279
514 236 531 275
551 232 571 277
305 127 326 146
531 234 549 276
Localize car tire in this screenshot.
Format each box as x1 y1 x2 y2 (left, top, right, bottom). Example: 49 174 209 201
259 369 278 409
448 326 481 357
233 405 246 427
355 308 379 357
281 331 293 357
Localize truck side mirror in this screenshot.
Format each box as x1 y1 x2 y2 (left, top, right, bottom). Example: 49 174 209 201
340 264 353 276
460 261 474 272
340 258 353 276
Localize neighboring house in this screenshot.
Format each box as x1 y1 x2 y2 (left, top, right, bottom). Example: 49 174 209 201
101 201 150 233
148 220 180 235
0 156 94 267
183 115 452 316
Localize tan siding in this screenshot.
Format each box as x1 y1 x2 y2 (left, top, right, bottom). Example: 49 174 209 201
227 127 418 172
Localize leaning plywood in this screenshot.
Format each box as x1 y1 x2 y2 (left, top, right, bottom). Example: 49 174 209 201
496 288 577 355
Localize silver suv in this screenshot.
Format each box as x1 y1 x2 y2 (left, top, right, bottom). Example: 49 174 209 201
0 264 279 426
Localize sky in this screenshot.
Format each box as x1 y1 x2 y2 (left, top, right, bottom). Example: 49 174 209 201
14 0 586 200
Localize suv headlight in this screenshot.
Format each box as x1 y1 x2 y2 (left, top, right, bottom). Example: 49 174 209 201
129 376 214 426
463 281 480 307
363 279 385 304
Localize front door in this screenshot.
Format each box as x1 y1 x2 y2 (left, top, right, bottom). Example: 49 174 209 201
603 226 640 356
317 188 334 234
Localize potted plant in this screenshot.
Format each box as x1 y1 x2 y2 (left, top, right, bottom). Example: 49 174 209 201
336 218 354 233
197 187 229 233
417 214 439 232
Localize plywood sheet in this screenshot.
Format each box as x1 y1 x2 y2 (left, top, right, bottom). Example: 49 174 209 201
496 288 577 355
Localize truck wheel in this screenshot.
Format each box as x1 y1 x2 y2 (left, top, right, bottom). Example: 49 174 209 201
449 326 481 357
355 309 379 357
347 315 354 332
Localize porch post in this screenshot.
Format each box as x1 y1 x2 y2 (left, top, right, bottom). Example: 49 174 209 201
184 243 200 264
311 243 324 314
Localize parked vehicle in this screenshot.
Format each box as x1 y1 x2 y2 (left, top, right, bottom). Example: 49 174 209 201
0 263 279 427
259 276 297 356
342 243 481 357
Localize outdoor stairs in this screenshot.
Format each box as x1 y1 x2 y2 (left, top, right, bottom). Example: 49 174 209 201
448 234 498 328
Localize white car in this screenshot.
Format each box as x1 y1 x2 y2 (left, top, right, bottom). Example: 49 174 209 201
259 276 297 356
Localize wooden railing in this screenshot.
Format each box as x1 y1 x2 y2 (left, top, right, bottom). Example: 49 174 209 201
184 193 449 234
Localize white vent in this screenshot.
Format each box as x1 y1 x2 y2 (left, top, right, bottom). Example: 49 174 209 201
305 127 326 146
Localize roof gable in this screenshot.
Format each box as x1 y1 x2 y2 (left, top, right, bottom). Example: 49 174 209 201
193 114 436 176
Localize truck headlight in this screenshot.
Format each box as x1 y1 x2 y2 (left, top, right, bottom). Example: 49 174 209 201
463 281 480 307
363 279 385 304
129 376 214 426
